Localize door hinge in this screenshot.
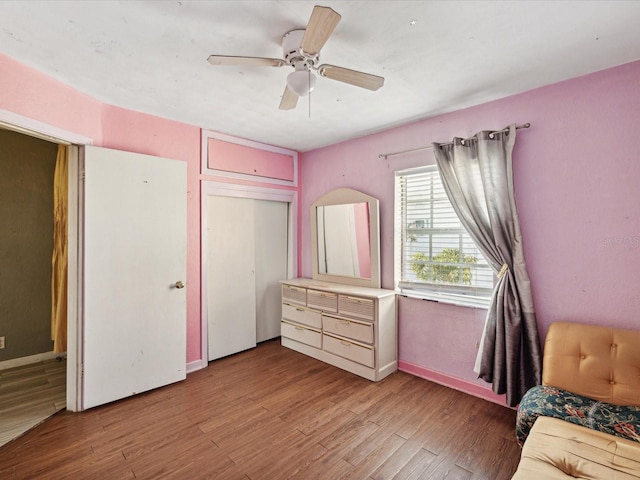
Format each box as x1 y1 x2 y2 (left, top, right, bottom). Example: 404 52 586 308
81 170 86 182
81 364 84 378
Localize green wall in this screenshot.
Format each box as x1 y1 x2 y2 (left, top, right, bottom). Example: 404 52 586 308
0 129 58 361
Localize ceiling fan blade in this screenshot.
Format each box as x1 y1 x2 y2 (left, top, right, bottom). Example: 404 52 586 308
207 55 286 67
318 65 385 91
279 86 299 110
301 6 341 56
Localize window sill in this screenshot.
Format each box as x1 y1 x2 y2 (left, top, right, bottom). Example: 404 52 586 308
396 290 490 309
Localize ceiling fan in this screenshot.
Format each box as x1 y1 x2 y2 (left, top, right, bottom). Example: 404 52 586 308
207 5 385 110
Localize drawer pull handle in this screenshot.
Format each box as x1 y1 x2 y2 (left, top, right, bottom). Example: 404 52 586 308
296 308 305 312
339 320 351 326
295 326 304 331
344 296 370 303
340 340 351 347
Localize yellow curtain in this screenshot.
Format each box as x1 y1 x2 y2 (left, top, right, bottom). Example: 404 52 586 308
51 145 68 353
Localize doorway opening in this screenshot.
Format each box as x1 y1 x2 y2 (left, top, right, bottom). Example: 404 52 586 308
0 109 90 444
0 128 66 446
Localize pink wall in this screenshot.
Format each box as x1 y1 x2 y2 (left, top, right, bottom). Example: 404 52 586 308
301 60 640 404
0 53 103 143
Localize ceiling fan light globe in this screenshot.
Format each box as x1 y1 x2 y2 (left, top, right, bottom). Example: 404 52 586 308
286 70 316 96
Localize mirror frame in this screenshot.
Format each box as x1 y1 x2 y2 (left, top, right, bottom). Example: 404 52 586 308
311 188 381 288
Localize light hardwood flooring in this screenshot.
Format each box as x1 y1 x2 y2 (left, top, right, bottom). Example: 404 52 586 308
0 357 66 448
0 340 521 479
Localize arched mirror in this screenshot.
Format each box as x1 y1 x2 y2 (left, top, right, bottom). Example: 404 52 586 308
311 188 380 288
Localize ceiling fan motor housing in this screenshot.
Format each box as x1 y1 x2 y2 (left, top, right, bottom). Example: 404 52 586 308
282 29 318 70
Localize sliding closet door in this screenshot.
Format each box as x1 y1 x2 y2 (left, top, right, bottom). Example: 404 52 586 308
254 200 288 342
205 192 290 359
207 196 257 360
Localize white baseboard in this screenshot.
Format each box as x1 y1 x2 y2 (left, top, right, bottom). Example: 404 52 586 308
0 351 65 370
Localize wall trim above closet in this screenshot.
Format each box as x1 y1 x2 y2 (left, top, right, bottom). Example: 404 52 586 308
201 130 298 187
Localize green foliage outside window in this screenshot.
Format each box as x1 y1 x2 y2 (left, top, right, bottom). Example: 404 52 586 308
410 248 478 285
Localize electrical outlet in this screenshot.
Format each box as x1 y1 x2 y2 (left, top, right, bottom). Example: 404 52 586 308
0 336 4 349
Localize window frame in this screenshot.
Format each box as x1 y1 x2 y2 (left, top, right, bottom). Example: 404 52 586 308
394 165 494 308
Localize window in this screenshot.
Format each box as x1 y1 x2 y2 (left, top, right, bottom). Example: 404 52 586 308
395 165 493 307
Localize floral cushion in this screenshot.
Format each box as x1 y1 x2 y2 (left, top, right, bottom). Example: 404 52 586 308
516 385 640 446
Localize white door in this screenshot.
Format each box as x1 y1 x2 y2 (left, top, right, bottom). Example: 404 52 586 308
207 196 257 360
254 200 288 342
82 145 187 409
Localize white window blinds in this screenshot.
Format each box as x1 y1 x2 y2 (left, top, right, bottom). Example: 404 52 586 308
395 165 493 306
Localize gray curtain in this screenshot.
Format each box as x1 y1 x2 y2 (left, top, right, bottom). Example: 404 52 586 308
432 124 541 407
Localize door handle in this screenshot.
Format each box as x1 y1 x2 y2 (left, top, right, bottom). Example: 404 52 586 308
175 281 185 289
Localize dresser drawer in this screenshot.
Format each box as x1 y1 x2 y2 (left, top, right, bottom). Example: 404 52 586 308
338 295 375 321
281 321 322 349
282 284 307 306
282 303 322 329
322 314 374 344
307 289 338 313
323 333 374 368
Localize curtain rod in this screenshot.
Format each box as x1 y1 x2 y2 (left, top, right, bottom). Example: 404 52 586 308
377 123 531 159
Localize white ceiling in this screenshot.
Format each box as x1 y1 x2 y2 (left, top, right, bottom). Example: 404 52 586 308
1 1 640 152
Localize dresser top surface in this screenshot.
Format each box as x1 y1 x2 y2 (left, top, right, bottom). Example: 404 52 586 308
281 278 396 299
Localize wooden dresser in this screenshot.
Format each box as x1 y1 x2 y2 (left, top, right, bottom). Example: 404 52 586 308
280 278 397 381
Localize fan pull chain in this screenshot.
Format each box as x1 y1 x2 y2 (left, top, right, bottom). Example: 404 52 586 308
308 70 311 119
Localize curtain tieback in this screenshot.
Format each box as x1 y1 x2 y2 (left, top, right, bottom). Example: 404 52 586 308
497 263 509 279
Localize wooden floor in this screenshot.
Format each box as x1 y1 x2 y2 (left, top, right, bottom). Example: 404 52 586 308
0 340 521 479
0 357 66 448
